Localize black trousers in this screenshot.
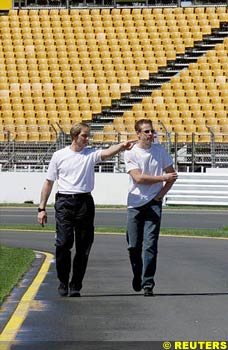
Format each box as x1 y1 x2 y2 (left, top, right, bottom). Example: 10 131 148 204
54 192 95 291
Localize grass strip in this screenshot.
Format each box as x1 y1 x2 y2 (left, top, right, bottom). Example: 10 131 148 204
0 246 35 305
1 204 228 210
1 224 228 239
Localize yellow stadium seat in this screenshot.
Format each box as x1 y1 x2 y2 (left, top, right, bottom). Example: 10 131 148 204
4 125 16 140
221 125 228 141
14 116 26 125
2 112 13 124
197 126 210 142
142 110 155 121
125 126 137 140
109 84 120 100
133 110 145 120
168 109 180 119
38 124 50 133
173 124 186 140
69 111 81 122
115 131 126 143
59 118 72 131
48 114 59 126
25 115 37 125
206 116 218 127
46 103 57 112
171 115 182 126
90 101 101 114
194 114 205 125
114 124 126 134
22 107 34 118
103 130 117 143
92 132 104 144
209 125 223 142
206 9 218 22
16 122 27 132
175 95 187 105
122 112 134 125
16 130 28 142
39 131 51 142
103 124 114 134
217 115 227 126
185 123 197 132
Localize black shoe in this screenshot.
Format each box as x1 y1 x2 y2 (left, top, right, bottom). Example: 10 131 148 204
69 284 81 297
144 286 154 297
132 276 142 292
58 283 68 297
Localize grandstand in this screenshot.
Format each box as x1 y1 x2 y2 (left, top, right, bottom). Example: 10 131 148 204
1 1 228 172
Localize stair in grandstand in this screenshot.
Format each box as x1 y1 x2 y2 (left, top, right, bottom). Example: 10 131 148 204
92 21 228 127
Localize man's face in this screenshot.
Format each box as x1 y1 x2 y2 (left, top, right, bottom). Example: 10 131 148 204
76 127 90 147
137 123 156 144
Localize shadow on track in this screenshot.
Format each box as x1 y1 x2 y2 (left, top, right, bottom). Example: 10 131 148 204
74 292 228 298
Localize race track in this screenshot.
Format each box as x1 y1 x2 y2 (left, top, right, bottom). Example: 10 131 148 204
0 208 228 347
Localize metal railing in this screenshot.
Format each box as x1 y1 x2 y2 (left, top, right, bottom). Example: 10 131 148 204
1 130 228 172
11 0 228 9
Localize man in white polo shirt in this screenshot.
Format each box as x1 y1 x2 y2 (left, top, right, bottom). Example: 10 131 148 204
124 118 178 296
38 122 135 297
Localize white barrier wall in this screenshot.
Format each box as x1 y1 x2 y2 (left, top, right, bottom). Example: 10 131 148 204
1 171 228 206
92 173 128 205
0 172 129 205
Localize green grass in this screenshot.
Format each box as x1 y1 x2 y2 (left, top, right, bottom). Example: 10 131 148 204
1 203 228 210
1 224 228 239
0 246 35 305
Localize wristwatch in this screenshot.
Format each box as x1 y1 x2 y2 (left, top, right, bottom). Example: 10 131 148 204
154 197 162 202
38 208 46 212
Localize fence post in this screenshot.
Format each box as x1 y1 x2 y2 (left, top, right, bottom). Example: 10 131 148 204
191 133 195 172
174 133 178 170
167 131 171 154
117 133 121 170
210 131 216 168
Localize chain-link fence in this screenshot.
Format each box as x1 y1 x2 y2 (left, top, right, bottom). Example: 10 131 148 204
1 130 228 172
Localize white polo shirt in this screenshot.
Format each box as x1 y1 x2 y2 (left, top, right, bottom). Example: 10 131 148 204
46 146 102 194
124 144 173 208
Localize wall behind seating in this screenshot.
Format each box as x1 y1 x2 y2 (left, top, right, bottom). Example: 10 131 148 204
0 172 129 205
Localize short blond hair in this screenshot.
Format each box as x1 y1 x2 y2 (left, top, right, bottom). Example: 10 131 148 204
135 119 153 132
70 122 90 140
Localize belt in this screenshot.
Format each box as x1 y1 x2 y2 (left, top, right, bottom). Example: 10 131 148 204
57 192 91 198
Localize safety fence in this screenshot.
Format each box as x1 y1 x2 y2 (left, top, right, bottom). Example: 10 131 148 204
10 0 228 10
1 130 228 172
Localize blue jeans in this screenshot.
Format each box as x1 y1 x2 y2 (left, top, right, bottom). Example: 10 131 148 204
126 199 162 288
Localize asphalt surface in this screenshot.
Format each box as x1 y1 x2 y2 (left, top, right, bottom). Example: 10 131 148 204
1 207 228 229
1 208 228 347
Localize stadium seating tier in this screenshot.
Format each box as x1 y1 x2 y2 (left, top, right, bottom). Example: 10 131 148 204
0 7 228 142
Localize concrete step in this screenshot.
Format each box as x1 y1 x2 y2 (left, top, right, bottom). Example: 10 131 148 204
166 198 228 206
169 185 228 192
